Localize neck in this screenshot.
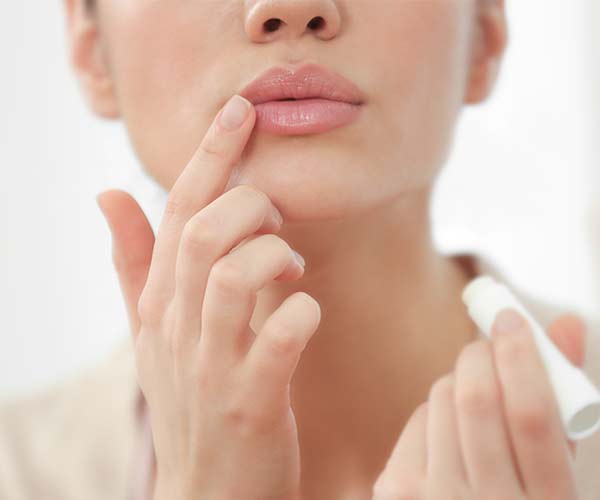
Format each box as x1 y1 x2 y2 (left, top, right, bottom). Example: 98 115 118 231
249 187 479 493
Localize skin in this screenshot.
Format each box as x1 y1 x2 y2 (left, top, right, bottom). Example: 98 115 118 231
63 0 588 498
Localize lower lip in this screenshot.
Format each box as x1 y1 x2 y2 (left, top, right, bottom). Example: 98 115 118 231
253 98 362 135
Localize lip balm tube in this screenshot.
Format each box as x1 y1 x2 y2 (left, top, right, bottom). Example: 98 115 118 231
462 275 600 441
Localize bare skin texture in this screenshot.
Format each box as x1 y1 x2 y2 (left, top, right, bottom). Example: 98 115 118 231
63 1 587 499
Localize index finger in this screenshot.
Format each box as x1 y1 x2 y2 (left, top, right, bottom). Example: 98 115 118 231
491 309 579 499
143 94 256 305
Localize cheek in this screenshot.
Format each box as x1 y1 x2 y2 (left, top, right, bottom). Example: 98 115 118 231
361 1 473 175
101 2 229 187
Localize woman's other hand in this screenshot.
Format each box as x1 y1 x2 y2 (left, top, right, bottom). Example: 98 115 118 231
96 95 321 500
372 310 587 500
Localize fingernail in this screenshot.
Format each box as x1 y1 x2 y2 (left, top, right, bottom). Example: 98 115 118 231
291 249 306 268
219 95 251 131
494 308 525 335
272 206 284 226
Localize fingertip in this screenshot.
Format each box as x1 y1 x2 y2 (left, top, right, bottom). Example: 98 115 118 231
492 308 528 338
556 313 587 337
549 314 587 367
96 190 115 216
96 196 107 221
218 95 253 131
414 401 429 420
95 189 125 217
564 314 587 366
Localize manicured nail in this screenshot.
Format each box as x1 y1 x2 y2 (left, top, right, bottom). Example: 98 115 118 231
219 95 251 131
291 249 306 268
494 308 525 335
272 206 284 226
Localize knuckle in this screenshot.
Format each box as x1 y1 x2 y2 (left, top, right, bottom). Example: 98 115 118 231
136 291 164 328
511 401 552 438
209 259 248 296
234 184 277 224
494 333 532 365
200 130 229 161
221 399 252 433
455 340 502 417
220 396 270 438
164 193 192 223
235 183 270 207
265 328 303 357
181 216 223 256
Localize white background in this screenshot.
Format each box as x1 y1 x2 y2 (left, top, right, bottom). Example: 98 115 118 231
1 1 599 399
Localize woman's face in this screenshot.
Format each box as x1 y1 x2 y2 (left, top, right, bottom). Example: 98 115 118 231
86 0 487 222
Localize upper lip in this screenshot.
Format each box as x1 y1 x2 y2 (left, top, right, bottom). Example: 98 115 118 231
239 63 365 106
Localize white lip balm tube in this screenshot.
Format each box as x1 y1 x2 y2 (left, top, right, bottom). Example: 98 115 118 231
462 275 600 441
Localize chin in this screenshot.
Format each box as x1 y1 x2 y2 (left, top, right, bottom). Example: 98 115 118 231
224 150 384 223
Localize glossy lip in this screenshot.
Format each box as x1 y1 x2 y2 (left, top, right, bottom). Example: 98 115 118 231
238 63 365 135
239 63 366 106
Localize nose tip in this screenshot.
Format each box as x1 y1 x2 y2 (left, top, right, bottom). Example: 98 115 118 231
244 0 341 43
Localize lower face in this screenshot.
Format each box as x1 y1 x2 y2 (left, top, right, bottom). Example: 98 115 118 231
97 0 475 221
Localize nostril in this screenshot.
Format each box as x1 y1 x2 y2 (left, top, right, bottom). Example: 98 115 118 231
262 16 325 34
307 16 325 30
263 18 283 33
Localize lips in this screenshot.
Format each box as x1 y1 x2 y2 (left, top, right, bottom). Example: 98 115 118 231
240 63 365 106
239 63 365 135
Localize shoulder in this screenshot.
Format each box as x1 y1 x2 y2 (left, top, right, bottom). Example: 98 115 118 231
0 337 139 500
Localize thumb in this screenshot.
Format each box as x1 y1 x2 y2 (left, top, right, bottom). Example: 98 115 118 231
547 313 587 459
96 189 155 340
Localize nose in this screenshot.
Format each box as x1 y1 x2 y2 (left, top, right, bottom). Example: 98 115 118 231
244 0 341 43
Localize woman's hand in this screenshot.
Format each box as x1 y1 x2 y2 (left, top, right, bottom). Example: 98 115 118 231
96 95 321 500
372 309 587 500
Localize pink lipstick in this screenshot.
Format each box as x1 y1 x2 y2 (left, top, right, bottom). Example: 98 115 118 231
239 63 365 136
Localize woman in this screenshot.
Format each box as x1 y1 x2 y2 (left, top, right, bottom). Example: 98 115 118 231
2 0 600 499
